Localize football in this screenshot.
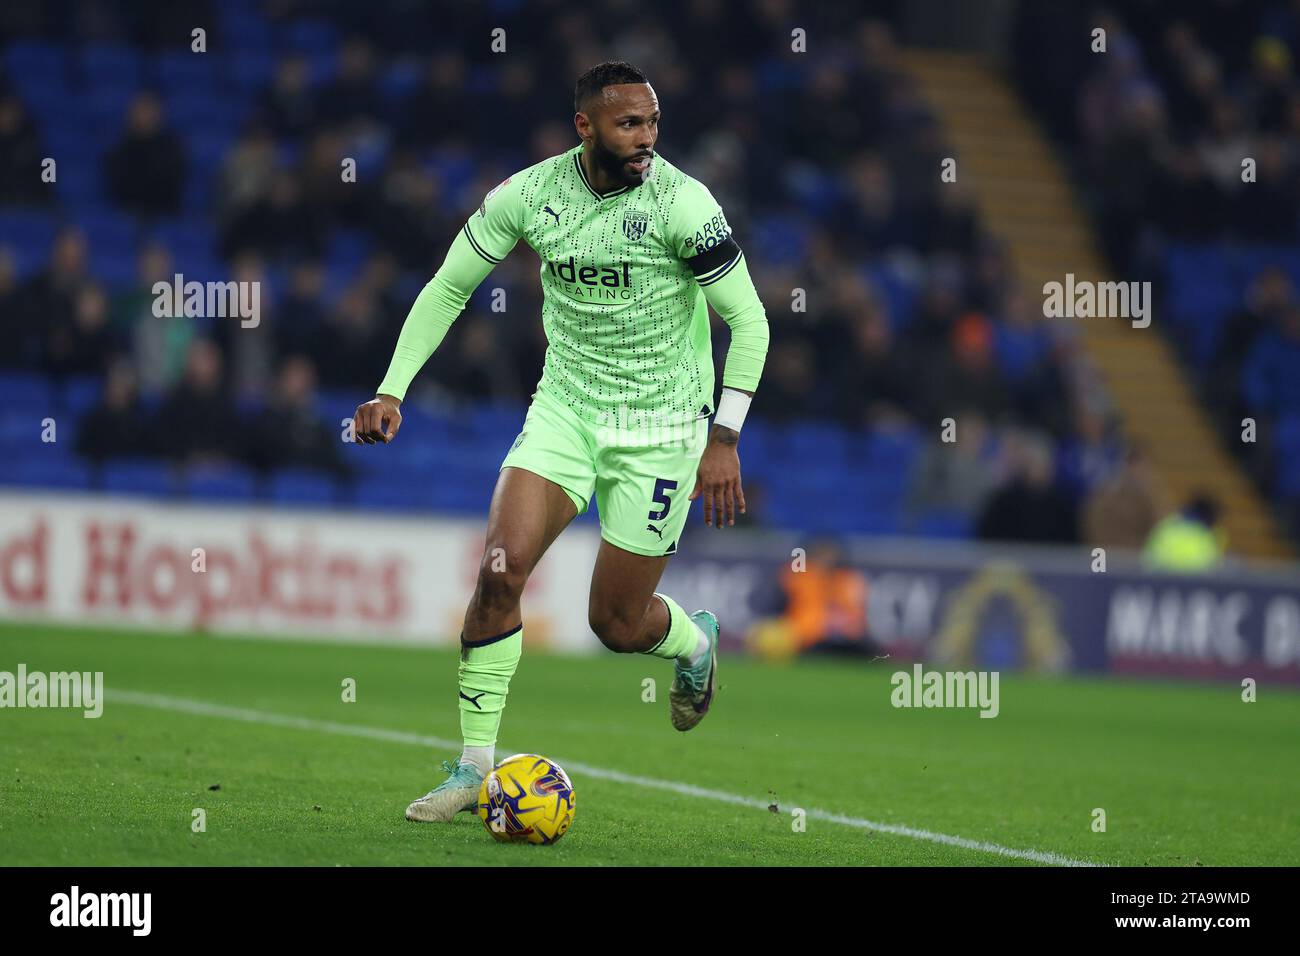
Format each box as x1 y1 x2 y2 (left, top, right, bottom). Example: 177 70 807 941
477 754 576 845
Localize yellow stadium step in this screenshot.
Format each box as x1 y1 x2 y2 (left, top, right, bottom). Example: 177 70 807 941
902 49 1293 562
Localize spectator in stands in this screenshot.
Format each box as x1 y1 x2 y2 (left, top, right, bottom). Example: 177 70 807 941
154 339 243 466
249 355 348 478
432 316 522 403
367 149 448 270
43 282 114 378
1057 406 1122 501
262 55 318 140
0 92 48 205
216 125 278 223
320 36 381 132
837 151 914 256
832 307 916 428
1234 136 1299 240
0 247 35 370
104 92 186 218
113 242 194 394
16 228 88 360
752 339 823 423
1082 444 1162 552
1144 493 1226 571
904 409 997 530
274 259 327 359
1242 303 1300 417
398 51 469 149
309 285 392 391
75 360 150 463
976 431 1078 544
220 169 326 261
924 311 1010 424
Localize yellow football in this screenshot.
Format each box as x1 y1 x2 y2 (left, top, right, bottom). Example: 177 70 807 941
477 753 576 845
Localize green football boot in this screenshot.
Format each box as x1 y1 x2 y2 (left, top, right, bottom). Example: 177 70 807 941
670 610 719 731
405 758 484 822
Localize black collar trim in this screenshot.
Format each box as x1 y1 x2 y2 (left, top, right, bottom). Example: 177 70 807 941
574 151 632 201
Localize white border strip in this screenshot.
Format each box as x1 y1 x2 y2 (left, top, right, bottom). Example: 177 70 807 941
108 689 1100 867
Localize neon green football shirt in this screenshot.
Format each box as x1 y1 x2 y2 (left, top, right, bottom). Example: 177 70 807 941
377 143 768 429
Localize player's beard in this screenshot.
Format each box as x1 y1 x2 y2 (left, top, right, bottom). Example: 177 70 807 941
592 135 652 188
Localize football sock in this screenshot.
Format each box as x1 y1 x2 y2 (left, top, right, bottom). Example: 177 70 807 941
683 629 709 668
458 746 494 778
643 593 707 664
458 624 522 762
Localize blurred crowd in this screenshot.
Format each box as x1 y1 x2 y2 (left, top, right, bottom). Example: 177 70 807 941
1015 0 1300 543
0 0 1207 548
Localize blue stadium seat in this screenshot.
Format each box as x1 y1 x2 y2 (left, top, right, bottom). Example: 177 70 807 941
15 457 93 491
219 12 274 53
285 18 341 55
86 84 138 129
1275 411 1300 499
153 51 218 91
80 44 143 87
467 403 526 440
150 219 217 266
781 421 849 467
53 161 105 206
228 48 275 92
856 428 921 471
752 213 810 267
379 61 423 104
868 262 920 330
184 465 259 501
268 468 340 505
102 459 179 497
0 373 55 409
0 211 59 271
74 207 138 253
4 42 69 91
58 376 104 417
914 510 974 538
349 469 435 511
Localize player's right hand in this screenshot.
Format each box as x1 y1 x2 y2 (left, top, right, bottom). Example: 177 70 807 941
353 394 403 444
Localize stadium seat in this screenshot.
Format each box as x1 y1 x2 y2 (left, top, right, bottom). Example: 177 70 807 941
868 262 920 330
914 510 974 538
268 468 341 506
101 459 179 497
0 372 55 408
153 51 219 91
184 465 259 502
15 457 93 491
58 376 105 417
3 41 69 93
284 18 341 55
752 213 810 267
348 470 435 511
80 44 143 87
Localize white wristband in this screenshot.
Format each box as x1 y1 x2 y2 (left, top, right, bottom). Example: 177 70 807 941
713 387 752 433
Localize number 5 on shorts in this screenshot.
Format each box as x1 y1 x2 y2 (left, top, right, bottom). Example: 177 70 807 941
648 478 678 521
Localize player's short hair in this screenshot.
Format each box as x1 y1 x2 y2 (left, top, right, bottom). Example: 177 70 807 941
574 60 649 114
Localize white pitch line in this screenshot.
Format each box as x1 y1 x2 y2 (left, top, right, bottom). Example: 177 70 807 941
108 689 1100 867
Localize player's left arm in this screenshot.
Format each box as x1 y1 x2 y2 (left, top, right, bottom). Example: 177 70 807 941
671 180 770 528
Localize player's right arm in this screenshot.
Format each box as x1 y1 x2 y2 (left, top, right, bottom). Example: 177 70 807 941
353 174 525 444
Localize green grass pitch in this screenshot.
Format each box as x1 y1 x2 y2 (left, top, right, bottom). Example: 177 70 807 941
0 622 1296 866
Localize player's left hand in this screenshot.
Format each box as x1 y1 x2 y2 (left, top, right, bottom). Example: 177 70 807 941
690 427 746 528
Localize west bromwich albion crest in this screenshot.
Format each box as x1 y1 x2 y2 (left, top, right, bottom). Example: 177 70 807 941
622 209 649 241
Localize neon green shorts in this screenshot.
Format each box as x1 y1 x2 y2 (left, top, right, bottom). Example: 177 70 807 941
500 389 708 556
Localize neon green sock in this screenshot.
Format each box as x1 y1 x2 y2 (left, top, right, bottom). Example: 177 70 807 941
458 624 522 748
642 594 700 660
